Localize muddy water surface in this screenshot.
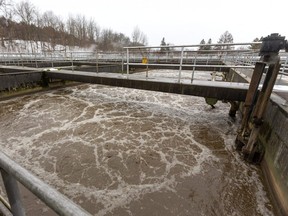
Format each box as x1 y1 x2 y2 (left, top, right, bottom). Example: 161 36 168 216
0 71 276 215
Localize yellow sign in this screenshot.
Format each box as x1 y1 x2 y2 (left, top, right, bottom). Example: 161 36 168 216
142 57 148 64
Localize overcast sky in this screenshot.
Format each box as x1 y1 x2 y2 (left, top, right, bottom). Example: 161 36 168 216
13 0 288 46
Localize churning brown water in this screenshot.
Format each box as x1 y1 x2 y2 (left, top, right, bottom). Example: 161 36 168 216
0 70 276 215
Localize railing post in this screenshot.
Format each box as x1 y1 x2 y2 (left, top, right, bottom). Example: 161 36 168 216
4 53 7 65
121 51 124 74
51 53 54 68
71 52 74 72
126 48 129 78
178 47 184 83
1 169 26 216
96 50 99 73
279 56 288 81
0 151 91 216
223 52 227 63
191 54 197 82
20 53 24 68
35 53 38 68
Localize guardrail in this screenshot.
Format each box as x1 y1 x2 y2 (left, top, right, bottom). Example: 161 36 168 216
0 43 287 82
124 42 262 82
0 151 91 216
123 44 288 82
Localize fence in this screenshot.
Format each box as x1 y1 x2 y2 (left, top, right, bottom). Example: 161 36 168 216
0 151 91 216
123 43 288 82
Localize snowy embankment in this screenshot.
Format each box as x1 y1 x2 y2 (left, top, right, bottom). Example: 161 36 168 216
0 40 95 53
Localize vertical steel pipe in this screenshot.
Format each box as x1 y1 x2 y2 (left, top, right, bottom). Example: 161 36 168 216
1 169 25 216
178 47 184 83
191 54 197 82
0 151 91 216
126 48 130 78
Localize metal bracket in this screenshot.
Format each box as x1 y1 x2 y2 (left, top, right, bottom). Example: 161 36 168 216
260 33 287 56
260 33 287 64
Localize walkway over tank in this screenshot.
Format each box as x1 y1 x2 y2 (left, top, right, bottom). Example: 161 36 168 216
46 69 249 101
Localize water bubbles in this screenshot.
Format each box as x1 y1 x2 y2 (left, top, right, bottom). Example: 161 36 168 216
0 70 275 215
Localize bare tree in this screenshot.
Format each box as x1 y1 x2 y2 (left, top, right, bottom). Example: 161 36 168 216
0 0 13 17
41 11 59 50
0 1 145 52
86 18 101 46
0 0 14 48
14 0 37 51
73 14 89 46
33 11 43 50
66 15 76 44
98 28 114 51
0 0 13 18
14 0 35 25
56 17 67 51
131 26 148 46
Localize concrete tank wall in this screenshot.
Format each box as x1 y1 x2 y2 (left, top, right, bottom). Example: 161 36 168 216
259 96 288 215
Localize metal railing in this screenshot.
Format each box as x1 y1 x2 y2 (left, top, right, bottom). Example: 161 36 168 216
124 42 262 82
0 51 125 69
0 44 287 83
280 56 288 78
123 43 288 82
0 151 91 216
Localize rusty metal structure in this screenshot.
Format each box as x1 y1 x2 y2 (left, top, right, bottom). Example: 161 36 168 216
235 33 288 162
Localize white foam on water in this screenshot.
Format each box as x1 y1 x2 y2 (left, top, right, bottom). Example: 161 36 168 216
0 70 276 215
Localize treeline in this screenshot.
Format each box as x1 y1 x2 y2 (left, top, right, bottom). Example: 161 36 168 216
198 31 262 51
0 0 148 52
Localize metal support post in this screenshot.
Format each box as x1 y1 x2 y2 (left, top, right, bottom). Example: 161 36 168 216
178 47 184 83
235 33 287 162
96 50 99 73
20 53 24 68
238 62 266 135
242 59 281 161
51 53 54 68
71 53 74 72
1 169 26 216
253 61 280 118
126 48 130 78
0 151 91 216
228 101 240 117
121 51 124 74
223 52 227 62
35 53 38 68
191 54 197 82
